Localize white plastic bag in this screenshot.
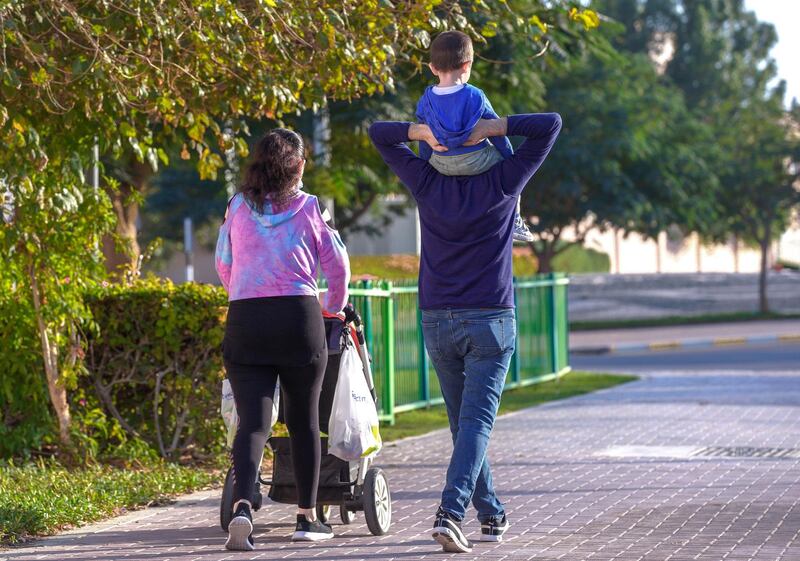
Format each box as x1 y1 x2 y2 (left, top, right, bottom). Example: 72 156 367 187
221 378 280 449
328 345 382 461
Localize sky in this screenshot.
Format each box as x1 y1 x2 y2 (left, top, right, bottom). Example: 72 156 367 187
745 0 800 107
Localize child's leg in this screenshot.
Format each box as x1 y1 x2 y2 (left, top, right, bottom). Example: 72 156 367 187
429 145 503 176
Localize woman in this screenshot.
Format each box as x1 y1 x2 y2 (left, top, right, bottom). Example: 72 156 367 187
215 128 350 550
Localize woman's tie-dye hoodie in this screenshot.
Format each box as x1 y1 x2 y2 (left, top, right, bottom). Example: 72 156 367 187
215 190 350 313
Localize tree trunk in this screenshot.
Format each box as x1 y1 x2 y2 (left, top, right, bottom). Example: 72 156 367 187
533 240 556 274
29 264 71 446
102 159 152 277
758 233 771 313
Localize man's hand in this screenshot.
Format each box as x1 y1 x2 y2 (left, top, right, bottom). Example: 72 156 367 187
409 123 448 153
463 117 508 146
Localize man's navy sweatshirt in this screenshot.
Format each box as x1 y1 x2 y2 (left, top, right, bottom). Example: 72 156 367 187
368 113 562 310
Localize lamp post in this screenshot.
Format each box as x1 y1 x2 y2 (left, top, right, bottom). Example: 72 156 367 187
184 217 194 282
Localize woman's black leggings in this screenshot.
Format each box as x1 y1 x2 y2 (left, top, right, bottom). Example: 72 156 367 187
225 351 327 509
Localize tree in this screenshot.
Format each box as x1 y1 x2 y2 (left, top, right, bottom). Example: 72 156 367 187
0 161 113 447
521 51 717 272
596 0 799 308
712 94 800 312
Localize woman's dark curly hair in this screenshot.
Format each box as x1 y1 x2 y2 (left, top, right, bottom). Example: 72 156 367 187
239 128 305 213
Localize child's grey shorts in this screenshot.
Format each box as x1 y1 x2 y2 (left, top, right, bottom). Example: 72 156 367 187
429 144 503 177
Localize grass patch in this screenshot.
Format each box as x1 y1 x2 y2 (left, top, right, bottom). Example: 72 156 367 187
349 254 539 280
548 243 610 274
379 371 636 442
570 311 800 331
0 459 222 545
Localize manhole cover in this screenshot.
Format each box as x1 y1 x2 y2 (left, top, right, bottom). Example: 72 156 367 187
691 446 800 458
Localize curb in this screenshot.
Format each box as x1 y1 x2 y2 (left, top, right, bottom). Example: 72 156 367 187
571 333 800 355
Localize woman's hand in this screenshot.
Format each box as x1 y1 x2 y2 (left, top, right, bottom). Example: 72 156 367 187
463 117 509 146
322 309 347 321
408 123 448 153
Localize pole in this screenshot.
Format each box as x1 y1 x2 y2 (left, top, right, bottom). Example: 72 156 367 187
381 281 395 425
312 103 335 223
184 217 194 282
548 273 559 375
510 277 521 386
92 140 99 193
417 305 430 405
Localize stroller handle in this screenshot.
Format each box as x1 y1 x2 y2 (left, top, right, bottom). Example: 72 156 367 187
343 303 361 327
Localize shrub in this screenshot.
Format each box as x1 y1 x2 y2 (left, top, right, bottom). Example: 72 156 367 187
82 278 228 461
551 243 610 273
0 294 54 458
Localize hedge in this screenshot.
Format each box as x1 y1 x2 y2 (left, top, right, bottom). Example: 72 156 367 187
81 279 228 461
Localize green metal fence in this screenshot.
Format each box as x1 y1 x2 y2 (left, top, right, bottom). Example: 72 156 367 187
347 273 570 424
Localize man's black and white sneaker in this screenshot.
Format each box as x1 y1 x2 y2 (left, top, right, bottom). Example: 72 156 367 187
480 514 510 542
292 514 334 542
432 507 473 553
225 502 255 551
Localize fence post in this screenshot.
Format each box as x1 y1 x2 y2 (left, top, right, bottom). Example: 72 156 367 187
510 278 521 387
417 305 430 405
381 281 396 425
548 273 559 375
362 279 374 357
562 275 570 372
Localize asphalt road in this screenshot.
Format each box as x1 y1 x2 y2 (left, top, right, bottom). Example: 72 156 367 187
568 272 800 321
571 341 800 372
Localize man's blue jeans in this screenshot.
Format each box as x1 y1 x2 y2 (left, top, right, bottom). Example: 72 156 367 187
421 308 516 522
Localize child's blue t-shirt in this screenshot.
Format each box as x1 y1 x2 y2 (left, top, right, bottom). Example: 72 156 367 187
415 83 514 160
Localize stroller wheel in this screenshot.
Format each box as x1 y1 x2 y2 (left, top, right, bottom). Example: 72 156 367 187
316 504 331 524
340 504 356 525
363 467 391 535
219 466 235 532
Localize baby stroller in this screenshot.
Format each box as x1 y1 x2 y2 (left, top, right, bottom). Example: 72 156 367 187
219 305 392 536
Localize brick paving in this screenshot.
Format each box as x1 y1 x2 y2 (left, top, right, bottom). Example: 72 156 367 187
4 368 800 561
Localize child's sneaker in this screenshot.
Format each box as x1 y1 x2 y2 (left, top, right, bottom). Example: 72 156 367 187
513 214 534 243
480 514 510 542
225 502 255 551
432 507 473 553
292 514 334 541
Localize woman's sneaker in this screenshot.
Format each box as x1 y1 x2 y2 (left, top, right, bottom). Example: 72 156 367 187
225 503 255 551
292 514 334 541
480 514 510 542
432 507 473 553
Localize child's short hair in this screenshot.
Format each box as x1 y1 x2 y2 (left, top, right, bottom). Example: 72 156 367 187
430 31 473 72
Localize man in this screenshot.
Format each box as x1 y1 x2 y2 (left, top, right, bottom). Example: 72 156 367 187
369 112 561 553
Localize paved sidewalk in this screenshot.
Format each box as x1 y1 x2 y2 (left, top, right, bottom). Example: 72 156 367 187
4 367 800 561
570 320 800 354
